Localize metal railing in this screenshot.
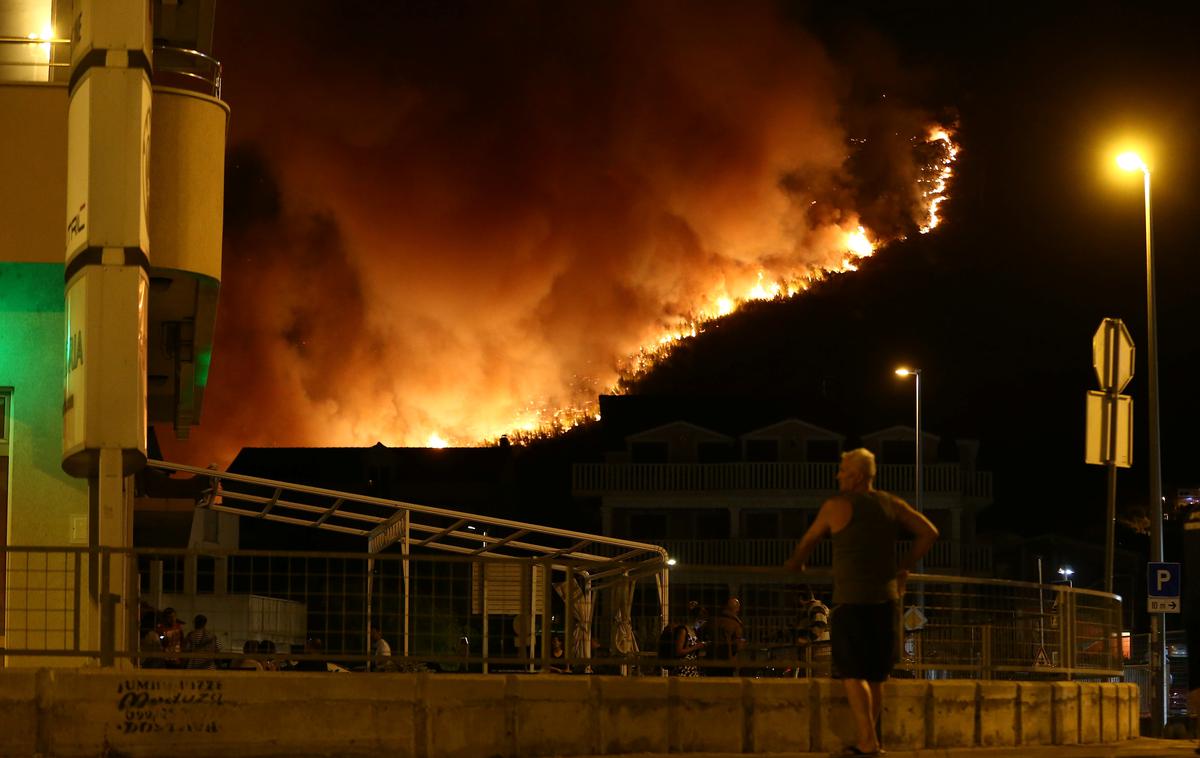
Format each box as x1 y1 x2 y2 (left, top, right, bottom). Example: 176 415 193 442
152 45 221 98
664 566 1123 680
0 37 221 97
572 462 992 499
2 545 1122 680
655 539 993 574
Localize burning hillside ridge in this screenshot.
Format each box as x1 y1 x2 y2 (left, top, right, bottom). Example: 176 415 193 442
161 2 959 464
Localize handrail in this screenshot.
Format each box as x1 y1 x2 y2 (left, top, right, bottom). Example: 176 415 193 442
0 36 70 45
153 45 221 98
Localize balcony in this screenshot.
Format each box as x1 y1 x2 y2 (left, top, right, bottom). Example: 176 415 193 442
573 462 992 500
654 538 992 574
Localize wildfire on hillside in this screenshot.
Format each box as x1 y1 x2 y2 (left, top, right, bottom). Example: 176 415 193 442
161 3 963 465
489 127 960 445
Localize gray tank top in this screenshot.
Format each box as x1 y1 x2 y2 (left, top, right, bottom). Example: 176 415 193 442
832 491 900 604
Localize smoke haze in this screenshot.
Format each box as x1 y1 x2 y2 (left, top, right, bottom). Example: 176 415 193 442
160 1 951 466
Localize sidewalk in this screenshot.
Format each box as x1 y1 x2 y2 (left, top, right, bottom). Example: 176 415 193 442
590 739 1200 758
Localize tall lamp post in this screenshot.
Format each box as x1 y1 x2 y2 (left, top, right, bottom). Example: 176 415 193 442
895 368 923 514
1116 150 1165 733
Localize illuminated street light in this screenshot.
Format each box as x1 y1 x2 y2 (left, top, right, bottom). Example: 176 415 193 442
1116 149 1166 731
894 367 922 514
666 558 677 567
1116 151 1146 172
1058 566 1074 587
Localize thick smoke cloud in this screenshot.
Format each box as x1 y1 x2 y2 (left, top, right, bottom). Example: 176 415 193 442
160 1 945 465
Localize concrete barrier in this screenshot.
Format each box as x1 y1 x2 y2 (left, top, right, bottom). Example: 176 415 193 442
1051 681 1080 745
0 669 1140 757
978 681 1018 746
1080 681 1103 743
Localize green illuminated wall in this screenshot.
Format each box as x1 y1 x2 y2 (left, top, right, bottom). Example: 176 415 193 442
0 262 88 546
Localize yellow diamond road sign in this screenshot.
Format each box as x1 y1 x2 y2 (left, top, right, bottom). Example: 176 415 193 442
1093 318 1134 393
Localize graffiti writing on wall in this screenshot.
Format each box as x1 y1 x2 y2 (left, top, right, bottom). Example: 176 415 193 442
114 679 223 735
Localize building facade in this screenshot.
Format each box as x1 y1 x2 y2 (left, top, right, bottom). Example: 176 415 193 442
573 397 994 577
0 0 227 664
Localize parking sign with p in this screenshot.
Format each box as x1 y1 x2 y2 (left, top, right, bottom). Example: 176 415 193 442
1148 562 1181 613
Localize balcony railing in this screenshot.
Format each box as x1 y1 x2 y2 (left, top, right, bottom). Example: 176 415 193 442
573 462 992 499
0 37 221 97
653 539 993 574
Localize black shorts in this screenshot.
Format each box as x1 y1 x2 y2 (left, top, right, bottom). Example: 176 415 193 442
831 600 900 682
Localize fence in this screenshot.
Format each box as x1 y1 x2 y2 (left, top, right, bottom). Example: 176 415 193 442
1125 630 1188 718
2 546 1122 680
651 566 1122 680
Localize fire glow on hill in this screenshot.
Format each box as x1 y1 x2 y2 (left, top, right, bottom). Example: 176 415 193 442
164 2 961 464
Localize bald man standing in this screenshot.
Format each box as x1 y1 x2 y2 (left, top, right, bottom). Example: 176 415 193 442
785 448 938 757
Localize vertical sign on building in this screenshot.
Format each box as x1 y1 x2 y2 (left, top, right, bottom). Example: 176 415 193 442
62 0 152 479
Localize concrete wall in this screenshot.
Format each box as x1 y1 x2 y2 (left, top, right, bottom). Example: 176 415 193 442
0 669 1139 757
0 263 92 668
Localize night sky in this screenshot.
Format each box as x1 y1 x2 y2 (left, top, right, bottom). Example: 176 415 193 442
160 2 1200 554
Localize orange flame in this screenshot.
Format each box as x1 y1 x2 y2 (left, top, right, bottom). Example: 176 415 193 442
919 128 959 234
483 126 959 444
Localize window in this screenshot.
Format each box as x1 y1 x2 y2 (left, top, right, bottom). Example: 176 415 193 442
628 512 668 540
695 509 730 539
928 510 953 539
743 511 780 539
630 441 669 463
745 439 778 462
881 440 915 464
196 556 216 594
697 441 732 463
806 439 841 462
781 510 808 539
161 556 184 594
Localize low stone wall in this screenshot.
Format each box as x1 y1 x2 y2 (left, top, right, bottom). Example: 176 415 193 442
0 669 1138 757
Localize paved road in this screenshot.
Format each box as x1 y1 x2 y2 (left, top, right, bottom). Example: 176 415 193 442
587 739 1200 758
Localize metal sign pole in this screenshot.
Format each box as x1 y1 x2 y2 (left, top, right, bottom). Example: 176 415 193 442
1104 320 1119 595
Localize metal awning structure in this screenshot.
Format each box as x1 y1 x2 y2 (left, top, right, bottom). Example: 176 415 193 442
147 459 668 585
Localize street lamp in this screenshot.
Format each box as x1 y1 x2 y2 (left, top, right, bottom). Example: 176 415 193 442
894 368 922 513
1057 566 1074 588
1116 149 1166 731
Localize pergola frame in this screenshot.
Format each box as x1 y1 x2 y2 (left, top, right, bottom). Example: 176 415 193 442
148 460 669 664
